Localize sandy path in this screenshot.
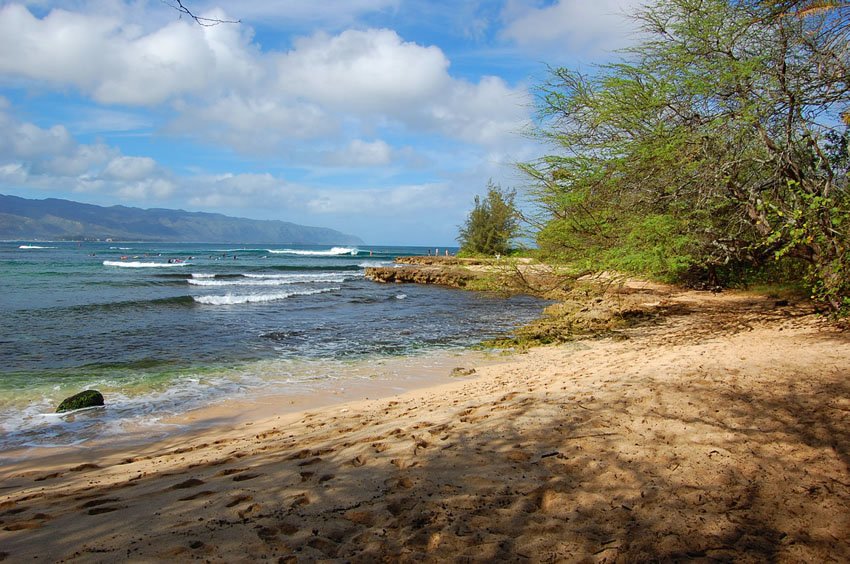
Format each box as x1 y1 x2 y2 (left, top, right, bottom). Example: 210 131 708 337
1 289 848 562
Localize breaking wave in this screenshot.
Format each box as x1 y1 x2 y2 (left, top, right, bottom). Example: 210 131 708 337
267 247 359 256
193 286 340 305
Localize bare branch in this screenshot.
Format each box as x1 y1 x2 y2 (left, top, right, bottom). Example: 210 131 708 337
161 0 240 26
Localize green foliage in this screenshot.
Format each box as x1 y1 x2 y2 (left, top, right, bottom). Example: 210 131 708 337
457 182 520 256
523 0 850 313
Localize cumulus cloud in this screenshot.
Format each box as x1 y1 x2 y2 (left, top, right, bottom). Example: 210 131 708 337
0 5 531 153
501 0 646 56
33 144 117 177
0 3 260 105
0 106 172 201
276 29 450 113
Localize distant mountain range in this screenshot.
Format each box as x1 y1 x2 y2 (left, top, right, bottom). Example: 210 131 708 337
0 194 363 244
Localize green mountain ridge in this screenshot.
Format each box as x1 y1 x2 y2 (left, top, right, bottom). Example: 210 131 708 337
0 194 363 244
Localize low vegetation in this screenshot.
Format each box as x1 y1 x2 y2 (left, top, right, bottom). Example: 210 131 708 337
508 0 849 315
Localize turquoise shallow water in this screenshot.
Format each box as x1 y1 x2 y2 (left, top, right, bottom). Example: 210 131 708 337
0 241 545 451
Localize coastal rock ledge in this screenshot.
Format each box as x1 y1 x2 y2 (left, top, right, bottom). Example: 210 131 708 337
364 264 476 288
56 390 105 413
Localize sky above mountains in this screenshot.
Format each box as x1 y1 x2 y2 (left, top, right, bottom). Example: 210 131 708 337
0 0 643 244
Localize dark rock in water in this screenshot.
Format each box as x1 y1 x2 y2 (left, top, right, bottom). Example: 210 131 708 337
451 367 476 377
56 390 104 413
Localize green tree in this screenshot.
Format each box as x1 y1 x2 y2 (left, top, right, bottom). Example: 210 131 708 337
523 0 850 311
458 182 519 256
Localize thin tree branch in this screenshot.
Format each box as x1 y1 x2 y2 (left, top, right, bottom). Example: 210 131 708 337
161 0 240 26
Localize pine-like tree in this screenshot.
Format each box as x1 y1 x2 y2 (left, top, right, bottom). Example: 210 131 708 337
457 182 519 256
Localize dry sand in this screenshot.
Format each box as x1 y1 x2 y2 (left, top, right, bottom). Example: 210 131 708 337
1 286 849 562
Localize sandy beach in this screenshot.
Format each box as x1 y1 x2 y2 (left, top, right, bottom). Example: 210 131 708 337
1 285 849 562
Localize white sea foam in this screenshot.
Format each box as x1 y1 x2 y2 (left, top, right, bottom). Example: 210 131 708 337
188 276 347 287
109 246 131 250
244 272 360 281
267 247 358 256
194 286 339 305
103 260 190 268
191 273 215 278
244 273 337 279
395 294 408 300
19 245 56 249
358 261 393 268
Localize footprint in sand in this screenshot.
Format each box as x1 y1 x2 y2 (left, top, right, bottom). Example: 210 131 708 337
178 491 215 501
372 442 389 453
506 450 532 463
225 494 252 508
387 477 414 490
237 503 262 518
87 506 121 515
288 449 312 460
69 463 101 472
215 467 249 477
232 473 261 482
3 513 53 531
170 478 205 490
391 458 416 470
298 457 323 467
290 494 310 508
78 498 119 510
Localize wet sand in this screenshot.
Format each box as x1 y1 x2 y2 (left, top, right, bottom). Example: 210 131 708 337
1 287 848 562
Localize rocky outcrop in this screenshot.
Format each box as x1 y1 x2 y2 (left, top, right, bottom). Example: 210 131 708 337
364 266 477 288
56 390 105 413
394 256 496 266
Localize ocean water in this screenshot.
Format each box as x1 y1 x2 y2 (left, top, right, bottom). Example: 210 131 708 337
0 241 545 452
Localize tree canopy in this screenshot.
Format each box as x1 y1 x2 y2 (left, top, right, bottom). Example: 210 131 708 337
522 0 849 312
458 182 520 256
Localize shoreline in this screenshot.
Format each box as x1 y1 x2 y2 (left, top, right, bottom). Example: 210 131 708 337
1 284 849 560
0 348 500 465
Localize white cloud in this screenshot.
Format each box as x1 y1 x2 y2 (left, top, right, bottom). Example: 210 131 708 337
116 178 176 200
303 183 452 215
185 172 295 210
35 144 117 176
102 156 158 181
0 106 172 201
170 95 334 152
322 139 393 167
14 123 75 158
276 29 450 113
426 75 529 146
0 3 261 105
0 5 531 153
501 0 646 56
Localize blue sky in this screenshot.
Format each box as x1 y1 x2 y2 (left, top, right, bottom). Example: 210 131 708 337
0 0 643 245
